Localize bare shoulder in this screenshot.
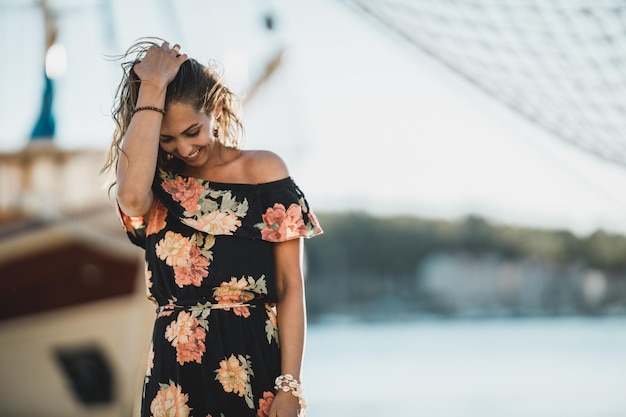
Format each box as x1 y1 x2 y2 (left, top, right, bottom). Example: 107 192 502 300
242 150 290 183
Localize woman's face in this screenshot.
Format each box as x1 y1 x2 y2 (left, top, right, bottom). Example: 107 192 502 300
159 102 218 168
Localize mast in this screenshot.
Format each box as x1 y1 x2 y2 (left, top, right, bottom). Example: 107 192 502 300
30 0 58 141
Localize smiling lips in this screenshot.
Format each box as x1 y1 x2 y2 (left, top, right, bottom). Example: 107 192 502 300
183 149 201 161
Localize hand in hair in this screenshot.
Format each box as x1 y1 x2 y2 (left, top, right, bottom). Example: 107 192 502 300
133 41 188 89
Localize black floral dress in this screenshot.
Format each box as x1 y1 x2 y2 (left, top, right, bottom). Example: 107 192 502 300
118 169 323 417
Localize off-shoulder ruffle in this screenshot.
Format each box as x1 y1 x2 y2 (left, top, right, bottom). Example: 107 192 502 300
120 169 323 246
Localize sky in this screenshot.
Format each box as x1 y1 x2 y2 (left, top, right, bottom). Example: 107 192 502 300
2 0 626 236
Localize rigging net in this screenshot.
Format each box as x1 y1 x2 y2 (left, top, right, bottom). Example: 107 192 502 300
343 0 626 166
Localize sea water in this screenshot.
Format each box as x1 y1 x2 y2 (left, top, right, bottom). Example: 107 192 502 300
303 317 626 417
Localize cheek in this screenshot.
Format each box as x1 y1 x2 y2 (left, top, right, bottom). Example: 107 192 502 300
159 142 175 153
158 145 176 160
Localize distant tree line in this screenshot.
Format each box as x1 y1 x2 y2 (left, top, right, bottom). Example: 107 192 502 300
303 212 626 320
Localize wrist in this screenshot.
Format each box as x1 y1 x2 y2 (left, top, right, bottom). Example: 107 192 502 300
136 82 167 107
139 79 168 91
132 106 166 116
274 374 307 414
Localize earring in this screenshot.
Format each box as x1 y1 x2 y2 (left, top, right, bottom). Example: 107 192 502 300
213 128 219 139
166 153 174 160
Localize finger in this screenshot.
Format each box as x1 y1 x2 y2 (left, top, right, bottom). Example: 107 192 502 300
161 41 170 50
171 44 181 54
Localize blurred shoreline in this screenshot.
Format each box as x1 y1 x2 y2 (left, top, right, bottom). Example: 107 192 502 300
304 212 626 323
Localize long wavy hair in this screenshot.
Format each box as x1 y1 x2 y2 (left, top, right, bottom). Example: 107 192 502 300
101 37 243 182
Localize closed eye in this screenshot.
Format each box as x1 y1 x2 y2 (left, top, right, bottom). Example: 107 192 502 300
159 123 201 142
159 136 173 143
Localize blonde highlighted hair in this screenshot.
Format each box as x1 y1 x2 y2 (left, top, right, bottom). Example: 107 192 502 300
101 37 243 179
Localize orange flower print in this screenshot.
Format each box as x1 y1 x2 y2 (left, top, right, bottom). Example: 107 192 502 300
215 354 249 398
259 203 306 242
308 210 323 235
162 176 204 213
149 381 191 417
173 244 209 287
146 199 167 236
213 277 256 317
175 330 207 365
164 311 206 365
182 210 242 235
119 209 145 233
155 231 193 267
257 391 275 417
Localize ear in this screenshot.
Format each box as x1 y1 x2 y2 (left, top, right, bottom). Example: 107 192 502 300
212 104 222 121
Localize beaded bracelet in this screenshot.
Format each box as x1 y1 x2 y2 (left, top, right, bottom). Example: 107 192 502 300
274 374 307 415
132 106 166 115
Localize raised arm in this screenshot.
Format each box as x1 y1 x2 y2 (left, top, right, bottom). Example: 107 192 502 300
116 41 187 216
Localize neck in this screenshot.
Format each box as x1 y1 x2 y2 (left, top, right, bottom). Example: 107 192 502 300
185 143 241 179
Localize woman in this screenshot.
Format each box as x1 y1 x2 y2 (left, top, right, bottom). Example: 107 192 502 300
102 38 322 417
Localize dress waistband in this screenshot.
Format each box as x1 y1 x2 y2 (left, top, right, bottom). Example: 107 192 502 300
156 301 257 314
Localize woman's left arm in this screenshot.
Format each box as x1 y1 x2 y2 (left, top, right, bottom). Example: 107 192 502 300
270 237 307 417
